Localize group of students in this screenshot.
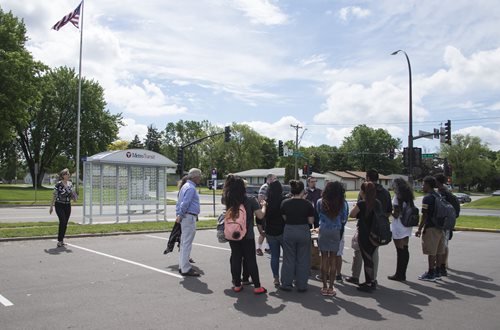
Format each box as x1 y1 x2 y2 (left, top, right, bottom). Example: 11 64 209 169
221 169 458 296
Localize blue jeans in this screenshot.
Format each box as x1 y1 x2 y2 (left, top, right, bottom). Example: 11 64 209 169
267 234 283 278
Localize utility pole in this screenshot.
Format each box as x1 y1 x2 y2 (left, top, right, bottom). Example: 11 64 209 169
290 124 303 180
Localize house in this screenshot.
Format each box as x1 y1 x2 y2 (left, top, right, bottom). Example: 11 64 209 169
345 171 392 190
323 171 360 191
233 168 327 189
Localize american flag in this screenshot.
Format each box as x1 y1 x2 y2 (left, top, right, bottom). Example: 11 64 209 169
52 2 82 31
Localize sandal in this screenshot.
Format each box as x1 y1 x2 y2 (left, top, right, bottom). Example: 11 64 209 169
321 288 329 296
327 288 337 297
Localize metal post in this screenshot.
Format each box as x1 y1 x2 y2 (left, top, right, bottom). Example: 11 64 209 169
392 50 414 186
290 124 302 180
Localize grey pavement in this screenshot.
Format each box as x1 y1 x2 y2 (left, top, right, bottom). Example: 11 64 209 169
1 227 499 329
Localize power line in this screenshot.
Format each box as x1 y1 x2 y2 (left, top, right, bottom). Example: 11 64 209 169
303 116 500 127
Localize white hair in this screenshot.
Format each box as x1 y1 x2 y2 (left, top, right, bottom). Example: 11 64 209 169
187 168 202 179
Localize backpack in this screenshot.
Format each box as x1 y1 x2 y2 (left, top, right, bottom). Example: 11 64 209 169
431 192 457 230
441 190 460 218
224 204 247 241
216 211 228 243
369 202 392 247
400 201 420 227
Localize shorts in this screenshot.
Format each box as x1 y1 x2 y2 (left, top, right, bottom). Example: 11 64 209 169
337 236 345 256
422 227 445 255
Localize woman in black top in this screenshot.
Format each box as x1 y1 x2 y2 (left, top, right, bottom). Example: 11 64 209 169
49 168 77 247
265 180 285 287
349 182 379 292
280 180 314 292
223 175 267 294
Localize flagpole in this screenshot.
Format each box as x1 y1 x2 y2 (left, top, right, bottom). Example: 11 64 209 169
76 0 84 193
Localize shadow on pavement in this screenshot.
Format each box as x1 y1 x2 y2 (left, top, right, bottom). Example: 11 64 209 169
269 287 343 318
405 280 459 301
447 268 500 292
224 289 286 317
369 285 430 319
44 246 73 255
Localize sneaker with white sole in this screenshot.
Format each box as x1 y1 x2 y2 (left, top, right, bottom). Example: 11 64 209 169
418 270 436 282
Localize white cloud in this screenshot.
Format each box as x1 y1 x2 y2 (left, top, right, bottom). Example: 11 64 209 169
455 126 500 150
118 118 149 141
232 0 288 25
314 79 428 126
421 46 500 94
107 80 187 117
243 116 304 142
338 6 371 21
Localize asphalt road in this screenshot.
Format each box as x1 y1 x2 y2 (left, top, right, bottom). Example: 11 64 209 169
1 228 499 329
0 194 498 224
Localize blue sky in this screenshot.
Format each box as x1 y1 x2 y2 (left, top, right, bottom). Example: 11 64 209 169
4 0 500 151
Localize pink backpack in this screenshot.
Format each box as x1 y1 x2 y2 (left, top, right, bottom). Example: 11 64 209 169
224 204 247 241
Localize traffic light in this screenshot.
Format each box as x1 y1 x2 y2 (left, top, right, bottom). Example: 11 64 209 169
278 140 284 156
176 147 184 175
413 147 422 167
444 120 451 145
403 147 409 167
388 149 395 159
308 165 313 175
224 126 231 142
302 164 309 177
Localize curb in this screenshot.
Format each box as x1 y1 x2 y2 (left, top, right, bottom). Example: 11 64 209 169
0 227 218 242
454 227 500 233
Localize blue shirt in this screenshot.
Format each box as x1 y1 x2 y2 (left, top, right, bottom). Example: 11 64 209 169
316 199 349 230
176 180 200 217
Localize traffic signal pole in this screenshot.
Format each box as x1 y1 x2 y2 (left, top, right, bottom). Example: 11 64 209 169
177 126 231 178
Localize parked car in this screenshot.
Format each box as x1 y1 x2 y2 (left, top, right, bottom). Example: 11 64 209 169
453 192 471 203
245 185 261 199
492 190 500 196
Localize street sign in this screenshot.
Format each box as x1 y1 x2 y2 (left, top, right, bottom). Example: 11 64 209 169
293 151 304 157
283 146 290 157
422 153 436 159
418 130 433 139
211 168 217 179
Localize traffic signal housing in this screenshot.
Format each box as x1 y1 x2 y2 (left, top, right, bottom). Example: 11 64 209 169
278 140 284 156
444 120 451 145
224 126 231 142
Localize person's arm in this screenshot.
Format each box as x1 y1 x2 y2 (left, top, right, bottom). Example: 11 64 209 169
307 216 314 225
255 202 266 220
349 204 360 219
176 186 194 222
416 197 429 237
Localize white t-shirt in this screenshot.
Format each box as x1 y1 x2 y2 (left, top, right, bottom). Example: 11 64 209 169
391 196 413 239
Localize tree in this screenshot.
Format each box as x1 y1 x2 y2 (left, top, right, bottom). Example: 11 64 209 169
441 134 491 191
16 66 122 187
0 8 45 146
108 140 129 151
144 125 163 153
128 135 143 149
340 125 401 174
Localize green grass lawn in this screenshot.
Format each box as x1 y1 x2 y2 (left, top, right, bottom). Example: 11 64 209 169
462 196 500 209
0 185 177 205
0 220 217 239
455 216 500 230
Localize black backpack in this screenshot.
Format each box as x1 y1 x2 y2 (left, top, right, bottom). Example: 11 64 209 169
432 192 457 231
440 190 460 218
400 200 420 227
369 202 392 246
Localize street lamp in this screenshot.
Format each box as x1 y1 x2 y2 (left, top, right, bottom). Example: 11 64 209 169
391 50 414 186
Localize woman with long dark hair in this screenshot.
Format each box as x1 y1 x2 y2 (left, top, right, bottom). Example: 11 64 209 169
388 178 415 281
265 180 285 287
280 180 314 292
317 181 349 296
49 168 77 248
223 175 267 294
349 182 379 292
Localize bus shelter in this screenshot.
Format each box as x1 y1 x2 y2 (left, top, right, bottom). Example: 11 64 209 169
83 149 176 224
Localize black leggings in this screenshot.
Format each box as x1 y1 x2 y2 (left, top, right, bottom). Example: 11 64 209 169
229 239 261 287
359 230 376 283
55 203 71 242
